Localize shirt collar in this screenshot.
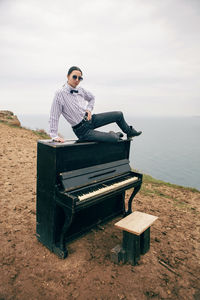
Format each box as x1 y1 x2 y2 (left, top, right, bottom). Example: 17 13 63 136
63 82 79 94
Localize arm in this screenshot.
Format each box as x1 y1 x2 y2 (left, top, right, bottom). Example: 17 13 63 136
81 88 95 121
49 91 64 142
82 88 95 110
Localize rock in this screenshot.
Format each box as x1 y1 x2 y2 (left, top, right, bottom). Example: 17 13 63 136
0 110 21 127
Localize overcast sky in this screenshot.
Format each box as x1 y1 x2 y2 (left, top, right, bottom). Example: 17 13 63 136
0 0 200 116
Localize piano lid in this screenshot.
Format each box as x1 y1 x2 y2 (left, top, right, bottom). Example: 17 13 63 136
38 139 104 148
59 159 131 191
38 139 130 148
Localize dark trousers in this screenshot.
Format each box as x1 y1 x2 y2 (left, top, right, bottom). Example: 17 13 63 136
73 111 131 143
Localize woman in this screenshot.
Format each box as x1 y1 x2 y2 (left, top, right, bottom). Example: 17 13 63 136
49 66 142 143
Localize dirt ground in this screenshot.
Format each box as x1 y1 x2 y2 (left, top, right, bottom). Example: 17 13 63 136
0 122 200 300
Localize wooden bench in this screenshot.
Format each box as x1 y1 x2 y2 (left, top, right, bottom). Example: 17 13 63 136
111 211 158 265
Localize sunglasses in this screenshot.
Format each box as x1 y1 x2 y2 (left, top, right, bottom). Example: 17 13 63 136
72 75 83 81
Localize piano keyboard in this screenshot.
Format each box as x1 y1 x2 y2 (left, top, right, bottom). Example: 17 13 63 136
78 176 138 201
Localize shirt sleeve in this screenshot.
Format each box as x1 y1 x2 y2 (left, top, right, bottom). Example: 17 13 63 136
49 91 63 138
81 87 95 112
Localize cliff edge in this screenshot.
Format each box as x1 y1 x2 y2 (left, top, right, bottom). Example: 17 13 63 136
0 110 21 127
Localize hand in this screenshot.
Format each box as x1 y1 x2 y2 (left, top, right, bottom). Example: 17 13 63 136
86 110 92 120
53 137 65 143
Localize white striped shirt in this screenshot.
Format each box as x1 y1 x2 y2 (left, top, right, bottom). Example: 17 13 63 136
49 82 95 138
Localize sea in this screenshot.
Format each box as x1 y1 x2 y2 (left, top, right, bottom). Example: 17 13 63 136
18 114 200 191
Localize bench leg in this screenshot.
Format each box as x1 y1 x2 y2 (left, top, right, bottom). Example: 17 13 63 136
122 231 140 265
111 227 151 265
140 227 150 254
110 244 126 264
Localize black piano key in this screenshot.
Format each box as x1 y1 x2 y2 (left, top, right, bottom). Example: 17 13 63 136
73 183 105 197
70 174 137 200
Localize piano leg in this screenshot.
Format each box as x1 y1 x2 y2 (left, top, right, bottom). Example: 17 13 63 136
53 206 74 259
125 184 142 216
52 245 68 259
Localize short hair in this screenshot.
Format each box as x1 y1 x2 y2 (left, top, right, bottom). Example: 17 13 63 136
67 66 82 76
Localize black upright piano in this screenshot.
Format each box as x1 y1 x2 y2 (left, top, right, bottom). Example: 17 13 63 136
36 139 143 258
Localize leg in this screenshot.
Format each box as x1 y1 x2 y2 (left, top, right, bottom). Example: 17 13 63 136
92 111 130 133
122 231 141 265
92 112 142 137
82 129 121 143
73 119 123 143
126 184 142 215
73 111 141 142
140 227 150 254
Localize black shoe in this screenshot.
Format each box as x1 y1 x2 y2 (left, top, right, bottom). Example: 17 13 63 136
127 126 142 138
109 131 124 139
116 132 124 138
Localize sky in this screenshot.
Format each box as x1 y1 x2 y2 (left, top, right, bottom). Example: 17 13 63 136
0 0 200 116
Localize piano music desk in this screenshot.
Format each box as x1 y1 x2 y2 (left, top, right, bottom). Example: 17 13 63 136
111 211 158 265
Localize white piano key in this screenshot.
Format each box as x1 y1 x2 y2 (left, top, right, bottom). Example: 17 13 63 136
78 176 138 201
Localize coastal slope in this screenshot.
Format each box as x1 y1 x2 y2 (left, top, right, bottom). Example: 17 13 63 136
0 121 199 300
